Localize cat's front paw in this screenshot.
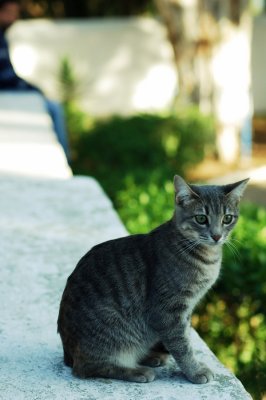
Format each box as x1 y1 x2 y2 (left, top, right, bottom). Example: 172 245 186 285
185 364 214 384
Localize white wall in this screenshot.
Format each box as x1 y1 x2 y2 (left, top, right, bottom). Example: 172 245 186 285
7 18 177 116
251 15 266 114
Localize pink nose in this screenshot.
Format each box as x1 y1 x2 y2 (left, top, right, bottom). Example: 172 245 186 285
212 234 221 242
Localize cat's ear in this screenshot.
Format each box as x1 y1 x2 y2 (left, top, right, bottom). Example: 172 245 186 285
223 178 249 202
174 175 199 204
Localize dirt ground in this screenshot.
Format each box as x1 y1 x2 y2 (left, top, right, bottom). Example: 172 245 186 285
187 144 266 207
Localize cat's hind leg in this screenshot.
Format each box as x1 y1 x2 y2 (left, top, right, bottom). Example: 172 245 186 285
73 359 155 383
72 345 155 382
140 342 169 367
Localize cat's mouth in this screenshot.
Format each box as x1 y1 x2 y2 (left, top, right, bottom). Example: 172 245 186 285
209 238 224 246
209 240 223 246
199 236 224 246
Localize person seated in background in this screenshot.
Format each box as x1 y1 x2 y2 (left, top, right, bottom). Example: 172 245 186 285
0 0 70 162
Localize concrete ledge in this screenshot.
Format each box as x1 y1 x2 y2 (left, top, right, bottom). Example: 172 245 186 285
0 92 72 178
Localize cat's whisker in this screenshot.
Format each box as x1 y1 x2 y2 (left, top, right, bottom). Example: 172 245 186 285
176 237 197 251
176 239 201 257
224 239 240 260
229 237 242 246
230 242 240 258
227 237 240 251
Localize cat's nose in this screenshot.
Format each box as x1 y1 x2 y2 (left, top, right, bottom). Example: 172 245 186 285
212 234 222 242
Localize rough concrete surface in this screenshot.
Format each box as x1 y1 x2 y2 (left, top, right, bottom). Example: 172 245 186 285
0 175 252 400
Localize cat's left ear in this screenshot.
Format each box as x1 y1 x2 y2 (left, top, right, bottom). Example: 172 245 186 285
223 178 249 202
174 175 199 204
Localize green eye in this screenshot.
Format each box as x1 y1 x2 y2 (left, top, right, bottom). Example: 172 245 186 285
223 214 233 224
195 215 208 225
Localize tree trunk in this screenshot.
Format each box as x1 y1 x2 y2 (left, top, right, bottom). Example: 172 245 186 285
154 0 199 105
155 0 252 163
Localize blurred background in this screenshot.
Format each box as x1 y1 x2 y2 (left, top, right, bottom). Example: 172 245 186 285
5 1 266 398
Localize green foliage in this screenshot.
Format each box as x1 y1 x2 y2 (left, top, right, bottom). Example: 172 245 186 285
70 111 215 227
64 101 94 162
117 178 174 233
222 204 266 303
58 57 80 105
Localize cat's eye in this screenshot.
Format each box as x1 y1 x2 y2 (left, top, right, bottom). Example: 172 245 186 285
222 214 233 225
195 215 208 225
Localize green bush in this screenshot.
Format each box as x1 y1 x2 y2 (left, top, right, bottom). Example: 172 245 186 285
70 110 215 215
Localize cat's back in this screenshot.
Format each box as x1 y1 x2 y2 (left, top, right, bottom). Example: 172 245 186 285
68 232 150 282
59 232 156 319
65 219 173 285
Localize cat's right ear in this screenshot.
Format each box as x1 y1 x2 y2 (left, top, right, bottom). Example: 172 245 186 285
174 175 197 204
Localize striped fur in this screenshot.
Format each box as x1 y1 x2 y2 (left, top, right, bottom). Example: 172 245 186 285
57 175 248 384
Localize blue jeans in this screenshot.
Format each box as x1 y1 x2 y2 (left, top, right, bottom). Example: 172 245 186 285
45 99 70 163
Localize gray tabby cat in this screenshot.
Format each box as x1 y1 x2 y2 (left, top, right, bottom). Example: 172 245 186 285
58 175 248 384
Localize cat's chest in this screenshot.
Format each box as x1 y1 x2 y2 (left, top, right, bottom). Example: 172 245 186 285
189 258 221 300
194 257 221 287
176 261 220 313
